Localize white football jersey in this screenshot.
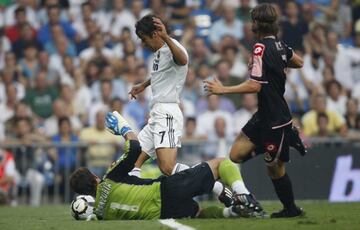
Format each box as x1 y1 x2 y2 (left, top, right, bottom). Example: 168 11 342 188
150 38 188 107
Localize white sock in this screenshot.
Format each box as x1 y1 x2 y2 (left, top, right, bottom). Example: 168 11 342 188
171 163 190 175
232 181 250 195
212 181 224 197
223 207 238 218
128 167 141 177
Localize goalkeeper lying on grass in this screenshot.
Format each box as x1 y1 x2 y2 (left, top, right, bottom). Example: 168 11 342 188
69 112 265 220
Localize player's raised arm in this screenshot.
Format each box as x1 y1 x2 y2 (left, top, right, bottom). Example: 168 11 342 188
153 17 188 66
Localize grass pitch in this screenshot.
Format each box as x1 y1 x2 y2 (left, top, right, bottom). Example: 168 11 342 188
0 201 359 230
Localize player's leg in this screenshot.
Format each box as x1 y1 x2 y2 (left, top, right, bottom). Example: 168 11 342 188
267 161 304 218
229 133 257 163
206 158 263 213
261 126 304 218
229 114 260 163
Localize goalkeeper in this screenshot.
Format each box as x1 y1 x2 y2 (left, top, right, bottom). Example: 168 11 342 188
69 112 264 220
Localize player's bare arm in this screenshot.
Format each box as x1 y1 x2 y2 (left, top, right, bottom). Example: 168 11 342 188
204 78 261 95
287 52 304 69
153 18 188 66
129 78 151 99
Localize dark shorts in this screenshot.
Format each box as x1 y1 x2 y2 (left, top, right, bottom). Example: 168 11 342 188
160 162 215 219
242 114 291 165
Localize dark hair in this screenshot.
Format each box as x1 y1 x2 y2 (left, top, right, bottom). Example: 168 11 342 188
58 116 71 128
135 14 159 38
69 167 97 196
251 3 279 36
135 14 168 38
15 6 26 15
186 117 196 124
317 112 329 122
325 79 341 94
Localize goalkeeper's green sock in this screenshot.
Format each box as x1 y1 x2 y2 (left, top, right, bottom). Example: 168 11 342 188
219 159 250 194
197 206 238 219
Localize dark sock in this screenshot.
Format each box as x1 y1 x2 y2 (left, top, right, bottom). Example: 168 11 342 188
271 173 296 210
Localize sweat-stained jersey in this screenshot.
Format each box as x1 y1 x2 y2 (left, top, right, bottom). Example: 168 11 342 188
249 36 294 129
150 38 188 107
94 140 163 220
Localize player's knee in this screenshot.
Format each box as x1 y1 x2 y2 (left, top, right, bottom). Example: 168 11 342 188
159 163 175 176
267 163 285 179
229 151 243 163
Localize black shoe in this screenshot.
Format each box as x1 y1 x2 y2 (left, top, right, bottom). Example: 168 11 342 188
289 126 307 156
218 187 233 207
271 206 304 218
233 193 263 212
231 204 268 219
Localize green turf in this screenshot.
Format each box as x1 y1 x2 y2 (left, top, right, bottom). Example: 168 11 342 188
0 201 359 230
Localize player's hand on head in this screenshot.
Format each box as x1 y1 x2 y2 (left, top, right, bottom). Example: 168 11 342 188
153 17 167 39
203 78 224 95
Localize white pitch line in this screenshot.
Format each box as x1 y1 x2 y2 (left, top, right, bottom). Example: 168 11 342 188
159 219 196 230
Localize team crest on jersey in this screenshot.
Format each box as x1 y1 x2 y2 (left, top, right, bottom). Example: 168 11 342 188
265 142 278 153
253 43 265 57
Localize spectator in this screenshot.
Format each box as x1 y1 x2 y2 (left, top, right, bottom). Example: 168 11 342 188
0 149 16 205
213 59 241 109
236 0 253 22
37 0 70 26
24 71 58 119
325 80 347 116
233 94 257 135
316 112 330 137
281 1 308 52
90 65 128 102
316 0 352 41
4 117 46 206
5 6 36 43
209 6 243 52
0 67 25 103
79 33 116 68
88 80 113 126
108 0 137 42
203 116 233 160
18 41 40 84
0 84 18 124
72 69 91 124
11 22 40 59
4 1 39 29
79 110 119 177
239 22 255 57
345 98 360 131
301 94 347 137
131 0 152 21
221 45 247 79
43 99 82 137
37 5 77 44
181 67 200 105
196 95 233 138
49 116 79 202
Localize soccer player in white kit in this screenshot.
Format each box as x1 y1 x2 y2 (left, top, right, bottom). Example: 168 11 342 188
108 15 260 210
129 15 189 176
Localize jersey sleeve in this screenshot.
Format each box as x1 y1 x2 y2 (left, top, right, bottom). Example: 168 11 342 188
284 42 294 63
171 38 189 65
103 140 141 181
249 43 267 83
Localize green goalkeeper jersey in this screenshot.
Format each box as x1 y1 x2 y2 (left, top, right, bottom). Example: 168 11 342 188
93 140 163 220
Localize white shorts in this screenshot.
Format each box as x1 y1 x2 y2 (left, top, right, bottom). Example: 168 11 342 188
138 103 183 159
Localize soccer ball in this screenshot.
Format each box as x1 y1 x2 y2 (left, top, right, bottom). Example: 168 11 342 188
70 195 95 220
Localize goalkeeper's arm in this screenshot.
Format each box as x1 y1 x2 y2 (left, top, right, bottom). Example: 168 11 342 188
105 138 142 180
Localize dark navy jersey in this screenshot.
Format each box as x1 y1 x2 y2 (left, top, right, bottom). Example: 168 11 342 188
249 36 294 129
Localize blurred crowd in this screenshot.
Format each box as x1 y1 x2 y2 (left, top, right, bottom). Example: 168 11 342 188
0 0 360 205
